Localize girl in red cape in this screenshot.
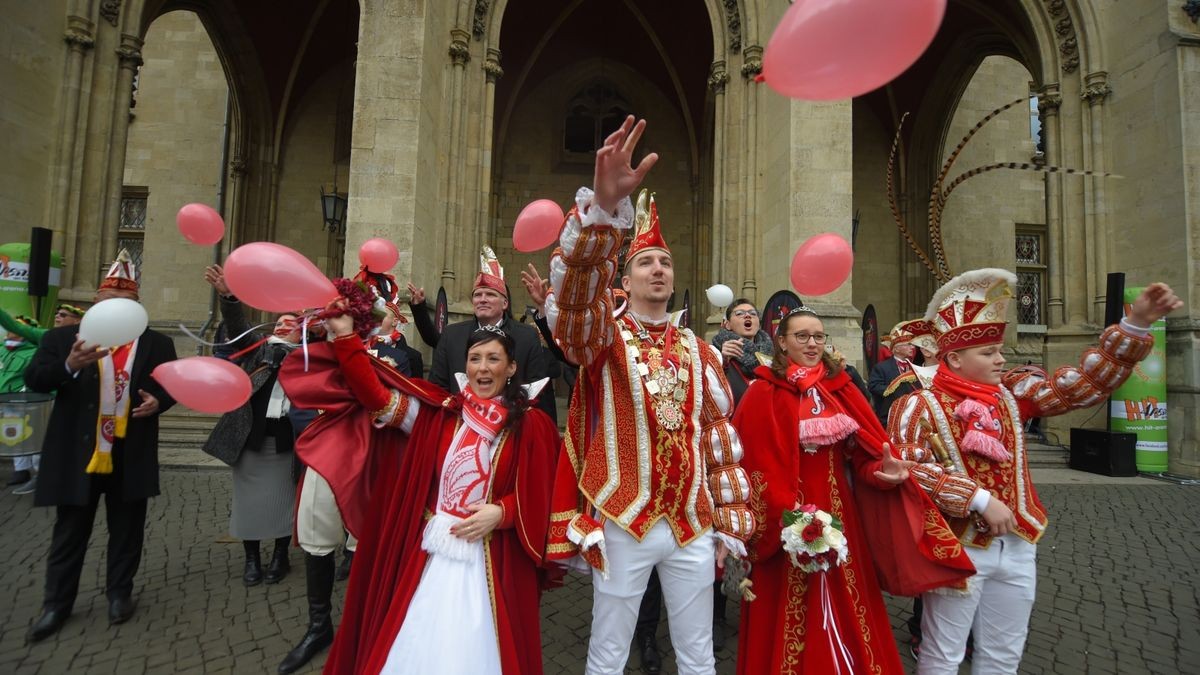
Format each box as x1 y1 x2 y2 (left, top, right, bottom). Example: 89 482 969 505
280 311 559 675
732 307 974 675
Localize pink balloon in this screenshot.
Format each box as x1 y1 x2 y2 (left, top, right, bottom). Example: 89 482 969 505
513 199 566 253
223 242 338 312
790 233 854 296
762 0 947 100
152 357 252 414
176 203 225 245
358 238 399 273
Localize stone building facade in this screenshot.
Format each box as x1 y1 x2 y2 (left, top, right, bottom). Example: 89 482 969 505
2 0 1198 476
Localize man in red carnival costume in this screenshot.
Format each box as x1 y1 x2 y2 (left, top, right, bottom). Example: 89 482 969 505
890 269 1180 674
543 116 755 675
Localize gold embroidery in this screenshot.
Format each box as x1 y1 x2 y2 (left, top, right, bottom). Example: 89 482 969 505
781 562 809 674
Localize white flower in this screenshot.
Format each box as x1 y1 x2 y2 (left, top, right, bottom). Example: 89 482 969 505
815 511 833 526
825 527 845 549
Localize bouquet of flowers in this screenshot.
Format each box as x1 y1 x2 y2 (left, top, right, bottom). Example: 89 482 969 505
780 504 849 573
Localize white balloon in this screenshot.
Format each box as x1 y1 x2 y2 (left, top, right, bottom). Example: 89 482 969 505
706 284 735 308
78 298 149 348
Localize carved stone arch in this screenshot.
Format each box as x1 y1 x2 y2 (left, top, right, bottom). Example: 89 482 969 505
135 0 275 245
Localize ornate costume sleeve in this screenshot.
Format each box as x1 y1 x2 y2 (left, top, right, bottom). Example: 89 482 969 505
1003 321 1153 420
888 393 986 519
545 187 634 367
699 347 755 556
332 335 415 430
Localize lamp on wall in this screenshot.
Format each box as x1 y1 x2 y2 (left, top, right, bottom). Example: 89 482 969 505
321 184 348 233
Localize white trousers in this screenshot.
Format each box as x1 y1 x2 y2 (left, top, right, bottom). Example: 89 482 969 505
586 520 716 675
296 469 357 556
918 533 1038 675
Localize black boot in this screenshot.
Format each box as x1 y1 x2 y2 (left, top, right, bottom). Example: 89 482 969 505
7 469 30 487
265 537 291 584
712 582 727 653
636 630 662 674
335 549 354 582
242 540 263 587
278 552 335 674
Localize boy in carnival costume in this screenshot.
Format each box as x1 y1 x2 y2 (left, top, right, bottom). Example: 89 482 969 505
889 269 1180 674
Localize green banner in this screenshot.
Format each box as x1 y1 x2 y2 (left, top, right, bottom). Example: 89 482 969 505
1109 287 1168 472
0 243 63 328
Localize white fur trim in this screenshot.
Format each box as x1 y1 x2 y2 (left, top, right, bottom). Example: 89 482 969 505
714 532 748 559
924 268 1019 323
421 512 478 562
575 187 634 230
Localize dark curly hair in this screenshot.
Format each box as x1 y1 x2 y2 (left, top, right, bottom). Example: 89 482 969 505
464 328 529 430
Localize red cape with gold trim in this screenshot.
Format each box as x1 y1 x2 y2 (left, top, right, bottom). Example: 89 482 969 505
280 343 560 674
739 365 975 597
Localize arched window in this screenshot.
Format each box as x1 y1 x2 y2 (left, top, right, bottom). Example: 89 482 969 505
563 81 632 154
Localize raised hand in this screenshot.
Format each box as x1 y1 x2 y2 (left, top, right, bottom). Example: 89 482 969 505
204 264 231 296
593 116 659 214
520 263 549 309
1128 282 1182 328
406 282 426 306
873 442 916 485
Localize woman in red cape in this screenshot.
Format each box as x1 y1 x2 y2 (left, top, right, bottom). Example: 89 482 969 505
281 320 559 675
733 307 974 675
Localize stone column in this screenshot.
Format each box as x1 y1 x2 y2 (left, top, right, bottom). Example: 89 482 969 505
100 33 143 269
54 15 95 294
1081 71 1113 323
707 60 728 300
441 29 471 295
739 46 762 302
1036 85 1064 328
476 47 502 260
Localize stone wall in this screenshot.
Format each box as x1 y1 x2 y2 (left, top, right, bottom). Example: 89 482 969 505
851 100 905 335
491 60 696 318
0 0 67 238
123 10 227 326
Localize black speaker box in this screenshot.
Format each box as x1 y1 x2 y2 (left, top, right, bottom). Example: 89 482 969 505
1069 428 1137 477
28 227 52 297
1103 272 1125 327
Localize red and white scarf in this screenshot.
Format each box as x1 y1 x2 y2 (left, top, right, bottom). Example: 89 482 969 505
787 362 860 451
87 340 138 474
932 367 1010 462
421 386 509 561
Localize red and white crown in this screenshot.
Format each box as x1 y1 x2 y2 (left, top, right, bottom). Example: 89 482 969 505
924 268 1017 354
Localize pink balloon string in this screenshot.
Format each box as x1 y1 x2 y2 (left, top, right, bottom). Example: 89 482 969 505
177 321 276 349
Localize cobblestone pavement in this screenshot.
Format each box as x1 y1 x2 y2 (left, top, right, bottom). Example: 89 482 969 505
0 468 1196 674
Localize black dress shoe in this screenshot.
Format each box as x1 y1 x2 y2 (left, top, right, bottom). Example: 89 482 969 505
244 551 263 586
264 546 290 585
7 470 30 487
28 608 69 643
108 596 136 625
637 632 662 674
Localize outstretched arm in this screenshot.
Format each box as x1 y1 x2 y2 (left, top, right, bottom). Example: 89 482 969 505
546 117 657 367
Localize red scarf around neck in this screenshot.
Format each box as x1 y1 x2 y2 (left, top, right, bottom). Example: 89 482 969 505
932 366 1010 462
784 361 860 449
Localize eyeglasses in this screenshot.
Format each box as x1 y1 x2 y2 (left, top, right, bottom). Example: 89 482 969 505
787 332 827 344
55 311 71 318
731 309 759 318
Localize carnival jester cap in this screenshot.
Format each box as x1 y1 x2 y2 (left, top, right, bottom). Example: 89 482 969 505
924 268 1017 355
99 248 139 298
890 319 938 356
625 190 670 268
474 246 507 298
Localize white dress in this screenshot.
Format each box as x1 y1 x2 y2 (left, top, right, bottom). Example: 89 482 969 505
379 375 548 675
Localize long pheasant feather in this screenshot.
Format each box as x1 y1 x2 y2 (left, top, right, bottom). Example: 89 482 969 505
941 162 1120 202
886 113 940 279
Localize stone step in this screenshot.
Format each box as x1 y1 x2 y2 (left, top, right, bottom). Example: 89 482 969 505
1026 441 1069 468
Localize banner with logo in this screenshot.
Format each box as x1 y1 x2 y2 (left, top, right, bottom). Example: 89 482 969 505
1109 287 1168 472
0 243 63 328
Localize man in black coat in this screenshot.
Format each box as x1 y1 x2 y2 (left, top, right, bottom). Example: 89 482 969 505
407 248 554 422
867 319 922 425
23 250 177 641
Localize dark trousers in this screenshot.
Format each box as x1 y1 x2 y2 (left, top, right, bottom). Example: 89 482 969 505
43 474 148 613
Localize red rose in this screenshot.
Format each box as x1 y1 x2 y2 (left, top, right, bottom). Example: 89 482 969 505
798 552 813 564
802 522 823 543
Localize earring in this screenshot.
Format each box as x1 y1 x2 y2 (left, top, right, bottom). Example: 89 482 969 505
506 377 511 386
